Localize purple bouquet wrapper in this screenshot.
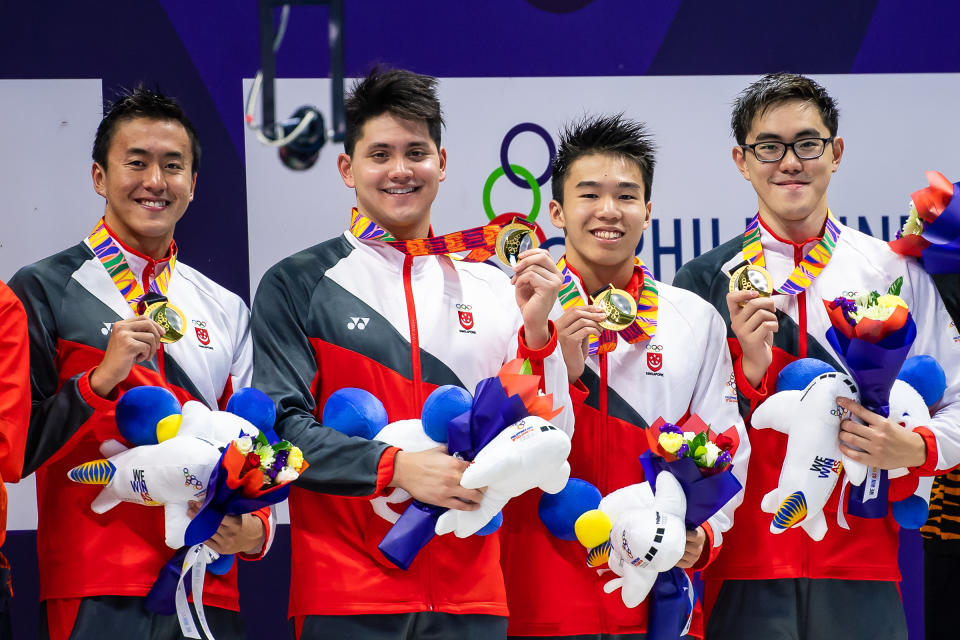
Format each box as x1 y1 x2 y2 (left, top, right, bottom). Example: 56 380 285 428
638 451 741 639
638 451 742 530
825 315 917 518
378 377 530 570
647 567 693 640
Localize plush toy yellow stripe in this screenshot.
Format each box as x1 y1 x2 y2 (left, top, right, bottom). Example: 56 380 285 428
773 491 807 529
586 541 611 568
68 459 116 485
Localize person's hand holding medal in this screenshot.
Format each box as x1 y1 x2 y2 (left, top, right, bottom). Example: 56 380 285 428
725 260 778 389
496 217 563 351
89 293 187 398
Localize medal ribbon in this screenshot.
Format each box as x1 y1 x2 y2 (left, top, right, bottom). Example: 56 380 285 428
742 210 841 295
556 255 658 355
349 208 501 262
86 218 176 313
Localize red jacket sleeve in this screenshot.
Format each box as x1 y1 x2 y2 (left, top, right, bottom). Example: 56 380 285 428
0 280 29 483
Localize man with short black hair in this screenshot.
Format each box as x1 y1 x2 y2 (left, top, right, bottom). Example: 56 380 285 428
10 86 268 639
252 67 571 640
500 114 748 639
673 72 960 639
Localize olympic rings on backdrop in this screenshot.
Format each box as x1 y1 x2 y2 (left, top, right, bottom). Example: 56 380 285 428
499 122 556 188
483 164 541 221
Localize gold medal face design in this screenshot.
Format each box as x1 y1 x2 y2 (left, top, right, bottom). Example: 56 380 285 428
594 285 637 331
728 264 773 297
495 220 540 266
144 301 186 343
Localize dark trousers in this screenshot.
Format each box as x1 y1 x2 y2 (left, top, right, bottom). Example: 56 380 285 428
294 612 507 640
705 578 906 640
924 545 960 640
41 595 247 640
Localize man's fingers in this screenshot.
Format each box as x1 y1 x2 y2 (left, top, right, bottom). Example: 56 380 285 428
726 290 759 315
838 428 872 453
837 397 879 424
446 488 484 510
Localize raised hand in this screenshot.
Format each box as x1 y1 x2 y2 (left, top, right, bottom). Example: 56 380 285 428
90 316 165 397
726 290 777 388
511 248 563 350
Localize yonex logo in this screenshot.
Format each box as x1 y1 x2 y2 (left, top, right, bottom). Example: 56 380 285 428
101 322 113 336
347 317 370 330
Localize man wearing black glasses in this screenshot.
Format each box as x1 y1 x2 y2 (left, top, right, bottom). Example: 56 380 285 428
674 73 960 639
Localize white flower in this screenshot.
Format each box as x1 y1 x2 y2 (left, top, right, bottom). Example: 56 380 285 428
276 467 299 483
235 436 253 454
682 431 696 441
702 442 722 466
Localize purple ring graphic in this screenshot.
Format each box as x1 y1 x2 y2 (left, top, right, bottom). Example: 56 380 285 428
500 122 555 188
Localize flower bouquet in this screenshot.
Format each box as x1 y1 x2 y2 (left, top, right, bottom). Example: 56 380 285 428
823 279 917 518
571 415 742 640
888 171 960 273
145 431 307 639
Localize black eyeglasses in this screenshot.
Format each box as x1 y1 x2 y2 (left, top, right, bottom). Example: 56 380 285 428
741 137 835 163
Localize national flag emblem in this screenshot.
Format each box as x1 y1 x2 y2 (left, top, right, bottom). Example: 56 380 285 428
647 352 662 372
459 310 474 330
195 327 210 345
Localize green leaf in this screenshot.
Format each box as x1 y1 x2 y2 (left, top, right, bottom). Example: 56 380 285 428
888 276 903 296
690 431 708 451
520 359 533 375
868 290 880 306
254 431 269 447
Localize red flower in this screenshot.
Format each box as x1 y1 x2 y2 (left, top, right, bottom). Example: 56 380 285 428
715 434 734 452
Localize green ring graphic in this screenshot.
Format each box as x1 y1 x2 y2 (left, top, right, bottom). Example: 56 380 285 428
482 163 541 222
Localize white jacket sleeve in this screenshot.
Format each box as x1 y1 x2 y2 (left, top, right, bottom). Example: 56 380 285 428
687 305 751 547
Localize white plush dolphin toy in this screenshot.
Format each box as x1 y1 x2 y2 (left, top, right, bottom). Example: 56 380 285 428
435 415 572 538
575 472 688 609
752 372 867 541
68 401 260 549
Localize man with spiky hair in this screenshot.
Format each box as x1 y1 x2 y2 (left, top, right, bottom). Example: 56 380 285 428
252 68 572 639
673 72 960 639
499 114 748 639
8 86 270 638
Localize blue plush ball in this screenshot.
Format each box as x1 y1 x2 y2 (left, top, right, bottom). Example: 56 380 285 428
538 478 602 541
475 511 503 536
116 386 182 446
898 355 946 407
205 552 235 575
776 358 836 392
322 388 388 440
421 385 473 444
226 388 277 434
892 495 930 530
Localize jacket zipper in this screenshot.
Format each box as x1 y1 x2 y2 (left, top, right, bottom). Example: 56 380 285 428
402 253 432 610
793 244 809 576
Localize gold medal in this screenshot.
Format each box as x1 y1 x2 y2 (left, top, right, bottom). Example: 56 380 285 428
144 300 186 343
495 218 539 266
728 263 773 297
593 285 638 331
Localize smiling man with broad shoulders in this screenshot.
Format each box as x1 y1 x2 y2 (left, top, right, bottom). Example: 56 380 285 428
673 72 960 640
251 67 571 640
9 86 269 639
